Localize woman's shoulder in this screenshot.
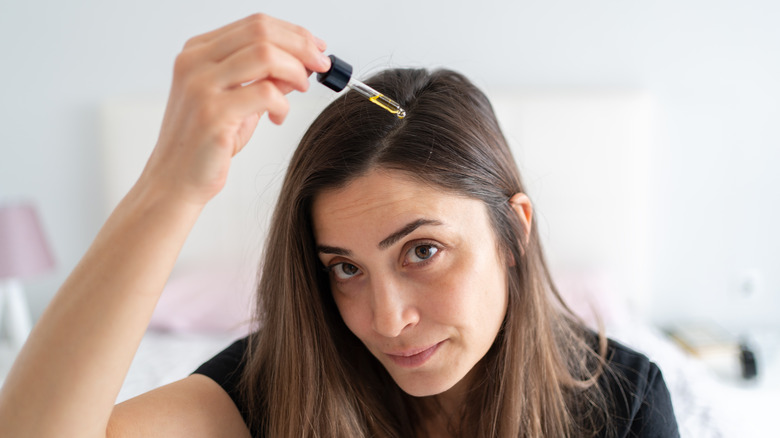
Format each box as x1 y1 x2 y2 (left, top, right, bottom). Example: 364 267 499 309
192 337 253 423
599 336 680 437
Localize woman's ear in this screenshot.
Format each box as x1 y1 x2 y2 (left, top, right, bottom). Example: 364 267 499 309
509 193 533 243
506 193 533 267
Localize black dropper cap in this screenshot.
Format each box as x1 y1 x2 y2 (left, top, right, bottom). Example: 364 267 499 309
317 55 353 92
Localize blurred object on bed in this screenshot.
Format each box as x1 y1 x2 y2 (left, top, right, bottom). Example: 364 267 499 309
0 202 56 350
666 321 741 357
665 321 748 380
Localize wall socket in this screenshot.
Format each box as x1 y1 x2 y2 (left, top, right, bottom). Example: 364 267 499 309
736 269 763 299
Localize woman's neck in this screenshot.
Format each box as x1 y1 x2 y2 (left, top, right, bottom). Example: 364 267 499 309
416 366 477 437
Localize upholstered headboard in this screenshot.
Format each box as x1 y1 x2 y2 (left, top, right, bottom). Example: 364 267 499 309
99 86 654 330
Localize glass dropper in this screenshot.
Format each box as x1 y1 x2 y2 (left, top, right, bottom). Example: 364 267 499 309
317 55 406 119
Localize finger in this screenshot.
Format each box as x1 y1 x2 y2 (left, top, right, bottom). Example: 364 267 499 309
239 14 327 57
183 14 263 49
269 26 330 73
224 79 290 126
215 42 310 92
312 35 327 52
268 77 297 95
196 14 329 73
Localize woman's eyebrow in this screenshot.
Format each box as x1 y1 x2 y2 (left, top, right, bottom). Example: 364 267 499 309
316 219 442 256
317 245 351 256
378 218 442 249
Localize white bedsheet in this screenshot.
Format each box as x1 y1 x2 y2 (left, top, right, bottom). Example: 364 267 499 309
116 331 240 403
2 324 763 437
610 323 780 437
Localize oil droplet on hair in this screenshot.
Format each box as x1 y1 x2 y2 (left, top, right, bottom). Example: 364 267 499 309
369 94 406 119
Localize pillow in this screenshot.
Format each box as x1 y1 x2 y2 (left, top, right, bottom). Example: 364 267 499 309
149 263 257 335
553 267 632 330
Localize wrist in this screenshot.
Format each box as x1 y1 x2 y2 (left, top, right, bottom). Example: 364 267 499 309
110 179 206 244
129 171 210 216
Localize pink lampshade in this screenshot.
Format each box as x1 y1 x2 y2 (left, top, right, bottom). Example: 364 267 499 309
0 202 56 279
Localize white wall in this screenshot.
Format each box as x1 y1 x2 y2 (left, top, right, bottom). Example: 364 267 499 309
1 0 778 329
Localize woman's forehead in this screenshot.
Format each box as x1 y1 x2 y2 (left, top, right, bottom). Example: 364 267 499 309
313 170 465 218
311 170 488 243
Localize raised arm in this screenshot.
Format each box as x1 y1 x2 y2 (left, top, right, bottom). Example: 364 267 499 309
0 14 329 438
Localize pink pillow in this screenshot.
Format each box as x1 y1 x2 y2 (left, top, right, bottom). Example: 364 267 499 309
553 268 630 329
149 264 257 335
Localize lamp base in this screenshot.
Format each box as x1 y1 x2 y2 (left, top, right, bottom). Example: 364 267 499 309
0 278 33 350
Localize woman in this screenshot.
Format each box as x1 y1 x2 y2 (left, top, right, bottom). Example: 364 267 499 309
0 14 678 437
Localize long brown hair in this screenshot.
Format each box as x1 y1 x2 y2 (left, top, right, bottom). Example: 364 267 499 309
241 68 612 437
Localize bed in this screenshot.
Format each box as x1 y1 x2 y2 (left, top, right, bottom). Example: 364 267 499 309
2 85 751 436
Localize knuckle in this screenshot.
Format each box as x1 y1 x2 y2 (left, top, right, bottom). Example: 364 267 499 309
248 21 269 40
172 51 192 79
173 45 209 81
249 12 269 23
251 41 273 62
247 14 271 38
294 36 313 55
255 80 277 97
290 22 311 39
291 27 317 53
294 25 313 40
182 35 199 50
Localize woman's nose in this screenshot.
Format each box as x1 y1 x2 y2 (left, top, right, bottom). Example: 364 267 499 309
370 277 419 338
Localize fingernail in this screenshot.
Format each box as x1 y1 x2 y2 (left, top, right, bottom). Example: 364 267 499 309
314 36 327 50
320 53 331 69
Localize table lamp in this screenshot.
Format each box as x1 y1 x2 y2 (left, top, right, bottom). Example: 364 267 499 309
0 202 55 350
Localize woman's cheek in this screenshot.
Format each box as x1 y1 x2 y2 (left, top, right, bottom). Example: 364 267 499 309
416 255 473 314
332 285 370 335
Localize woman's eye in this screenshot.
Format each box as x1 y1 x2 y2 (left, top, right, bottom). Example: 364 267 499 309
407 244 439 264
330 262 361 280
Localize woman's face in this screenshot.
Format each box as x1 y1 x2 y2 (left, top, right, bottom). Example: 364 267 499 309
312 169 509 397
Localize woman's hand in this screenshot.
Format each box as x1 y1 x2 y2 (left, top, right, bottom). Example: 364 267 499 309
140 14 330 206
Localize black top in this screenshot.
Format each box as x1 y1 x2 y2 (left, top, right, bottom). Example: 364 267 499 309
194 336 679 437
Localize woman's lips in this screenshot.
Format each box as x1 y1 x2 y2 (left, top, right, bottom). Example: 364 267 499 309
385 341 444 368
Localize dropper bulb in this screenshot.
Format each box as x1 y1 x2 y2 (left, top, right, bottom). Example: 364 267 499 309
316 55 352 92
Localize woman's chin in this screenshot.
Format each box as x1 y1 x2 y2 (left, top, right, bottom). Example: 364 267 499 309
387 371 461 398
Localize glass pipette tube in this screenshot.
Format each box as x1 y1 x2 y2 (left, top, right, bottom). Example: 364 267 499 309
317 54 406 119
346 78 406 119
